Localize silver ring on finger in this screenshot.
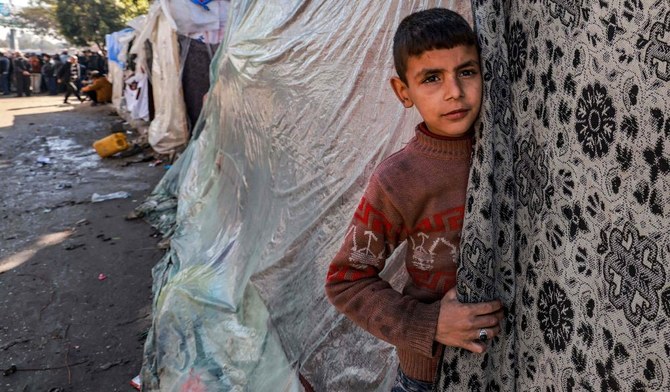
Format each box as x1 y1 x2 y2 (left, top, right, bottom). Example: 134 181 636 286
478 328 488 342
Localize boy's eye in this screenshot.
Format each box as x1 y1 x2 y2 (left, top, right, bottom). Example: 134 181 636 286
422 74 440 83
459 69 477 78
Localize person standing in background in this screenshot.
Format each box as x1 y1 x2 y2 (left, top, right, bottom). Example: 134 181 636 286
52 54 64 93
0 51 10 95
13 51 32 97
41 54 57 96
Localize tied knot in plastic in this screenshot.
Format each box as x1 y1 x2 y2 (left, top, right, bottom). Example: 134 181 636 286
191 0 213 11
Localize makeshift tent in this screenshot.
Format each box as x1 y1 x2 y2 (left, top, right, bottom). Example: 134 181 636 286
434 1 670 391
139 1 472 390
106 27 136 112
114 0 229 154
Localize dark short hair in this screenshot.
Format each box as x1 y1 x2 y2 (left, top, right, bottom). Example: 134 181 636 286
393 8 477 83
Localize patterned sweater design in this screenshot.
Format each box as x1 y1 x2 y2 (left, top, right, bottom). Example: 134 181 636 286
325 122 472 382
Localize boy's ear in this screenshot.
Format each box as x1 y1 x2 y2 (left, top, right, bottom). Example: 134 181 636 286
390 77 413 108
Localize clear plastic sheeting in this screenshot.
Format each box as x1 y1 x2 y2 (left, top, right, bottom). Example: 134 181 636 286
161 0 229 43
140 1 471 391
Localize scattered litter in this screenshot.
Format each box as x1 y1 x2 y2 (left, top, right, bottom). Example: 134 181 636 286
149 159 164 167
96 234 112 242
130 374 142 390
2 365 17 377
109 121 125 133
93 133 130 158
125 210 144 220
37 156 51 165
98 273 107 281
56 183 73 190
91 191 131 203
165 164 172 170
48 388 65 392
64 243 85 251
99 361 120 370
157 238 171 249
113 143 143 158
75 219 90 226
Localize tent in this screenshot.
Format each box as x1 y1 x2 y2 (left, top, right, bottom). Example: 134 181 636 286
107 0 229 155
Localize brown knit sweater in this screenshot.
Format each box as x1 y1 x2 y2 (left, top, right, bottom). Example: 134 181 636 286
325 122 472 382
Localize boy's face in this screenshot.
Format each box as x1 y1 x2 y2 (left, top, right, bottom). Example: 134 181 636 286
391 45 482 137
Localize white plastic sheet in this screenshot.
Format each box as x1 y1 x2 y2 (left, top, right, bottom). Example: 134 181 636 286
141 1 472 391
149 7 190 154
124 72 150 121
129 1 190 154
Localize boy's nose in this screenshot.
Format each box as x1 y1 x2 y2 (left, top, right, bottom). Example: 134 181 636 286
443 78 463 100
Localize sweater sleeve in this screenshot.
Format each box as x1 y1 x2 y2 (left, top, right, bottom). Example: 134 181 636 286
325 176 440 358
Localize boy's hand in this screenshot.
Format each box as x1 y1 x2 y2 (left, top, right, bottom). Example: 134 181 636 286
435 286 504 353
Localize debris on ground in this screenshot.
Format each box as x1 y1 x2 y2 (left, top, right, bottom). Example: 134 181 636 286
64 243 85 251
2 365 17 376
56 182 73 189
93 133 130 158
91 191 131 203
36 156 52 165
130 374 142 390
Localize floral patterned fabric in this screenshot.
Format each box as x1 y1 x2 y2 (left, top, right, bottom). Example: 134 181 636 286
435 1 670 391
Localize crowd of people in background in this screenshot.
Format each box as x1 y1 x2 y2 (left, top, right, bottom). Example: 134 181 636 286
0 49 111 105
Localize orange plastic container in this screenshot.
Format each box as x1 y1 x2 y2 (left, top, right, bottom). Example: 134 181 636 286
93 132 129 158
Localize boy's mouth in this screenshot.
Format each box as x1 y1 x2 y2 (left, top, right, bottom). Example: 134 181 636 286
443 108 469 120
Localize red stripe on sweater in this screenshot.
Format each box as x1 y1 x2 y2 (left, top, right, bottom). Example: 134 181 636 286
327 265 377 283
411 206 464 234
353 197 394 233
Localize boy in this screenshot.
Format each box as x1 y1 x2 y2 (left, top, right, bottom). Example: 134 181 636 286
325 8 504 391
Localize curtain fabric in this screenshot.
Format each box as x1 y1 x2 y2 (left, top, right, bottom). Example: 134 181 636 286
435 1 670 390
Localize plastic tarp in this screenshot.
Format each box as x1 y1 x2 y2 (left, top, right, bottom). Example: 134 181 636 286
106 28 136 111
140 1 472 391
107 28 135 67
131 1 190 155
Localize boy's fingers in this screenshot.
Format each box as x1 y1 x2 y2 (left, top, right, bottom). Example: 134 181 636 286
470 300 503 316
461 340 486 354
444 286 458 300
472 314 501 329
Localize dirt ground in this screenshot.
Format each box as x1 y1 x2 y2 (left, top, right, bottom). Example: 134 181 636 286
0 95 167 391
